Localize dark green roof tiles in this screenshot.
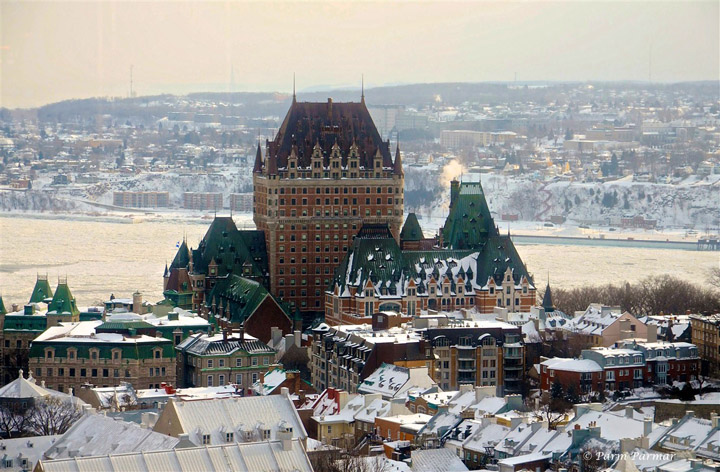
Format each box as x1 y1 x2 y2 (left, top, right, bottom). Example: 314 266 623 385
400 213 424 242
170 240 191 270
29 276 53 304
442 181 497 250
205 275 278 325
47 282 79 316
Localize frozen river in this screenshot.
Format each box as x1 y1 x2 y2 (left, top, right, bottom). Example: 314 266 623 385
0 213 717 308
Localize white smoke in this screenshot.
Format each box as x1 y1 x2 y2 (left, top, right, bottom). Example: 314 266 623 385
440 159 465 187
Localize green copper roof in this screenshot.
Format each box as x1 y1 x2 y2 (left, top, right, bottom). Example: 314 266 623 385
333 224 404 289
47 282 79 317
400 213 424 242
442 181 498 250
29 276 53 304
191 217 269 286
0 295 6 316
96 320 156 332
205 274 284 325
170 240 191 270
474 233 532 286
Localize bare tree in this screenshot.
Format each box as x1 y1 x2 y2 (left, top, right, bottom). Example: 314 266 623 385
536 391 571 430
26 398 83 436
710 267 720 290
0 405 30 438
310 451 390 472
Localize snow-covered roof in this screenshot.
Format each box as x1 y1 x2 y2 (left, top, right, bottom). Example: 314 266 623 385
541 357 603 373
162 395 307 445
33 321 168 344
39 439 313 472
0 435 62 472
411 448 469 471
43 414 179 459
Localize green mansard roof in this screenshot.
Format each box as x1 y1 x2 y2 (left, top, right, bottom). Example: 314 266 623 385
205 274 281 325
0 295 6 316
333 224 404 290
400 213 424 242
47 282 79 317
29 276 53 304
191 217 269 284
442 181 498 250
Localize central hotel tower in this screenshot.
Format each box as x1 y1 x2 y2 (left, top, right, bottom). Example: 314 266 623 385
253 95 404 316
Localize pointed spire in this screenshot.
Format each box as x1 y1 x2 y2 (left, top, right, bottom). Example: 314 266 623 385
393 140 403 175
542 280 555 312
292 73 296 103
361 74 365 104
253 142 263 173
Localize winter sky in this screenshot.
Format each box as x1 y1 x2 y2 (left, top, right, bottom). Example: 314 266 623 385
1 1 718 108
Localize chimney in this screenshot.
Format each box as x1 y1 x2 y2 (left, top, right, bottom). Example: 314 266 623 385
281 387 290 397
271 327 282 347
643 417 652 437
711 412 719 429
647 324 658 343
294 330 301 348
625 406 634 418
133 291 143 314
223 329 228 343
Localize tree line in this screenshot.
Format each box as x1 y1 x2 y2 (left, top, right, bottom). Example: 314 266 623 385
550 274 720 316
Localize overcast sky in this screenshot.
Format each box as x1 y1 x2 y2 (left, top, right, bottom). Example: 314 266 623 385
1 1 718 109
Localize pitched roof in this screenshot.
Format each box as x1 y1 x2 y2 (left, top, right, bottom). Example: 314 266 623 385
170 240 191 270
267 99 393 170
191 217 268 282
47 282 79 317
411 448 469 472
0 295 5 316
29 275 53 303
43 414 179 459
159 395 307 445
393 142 403 175
39 439 313 472
204 275 288 325
177 332 274 356
442 181 497 250
542 282 556 312
400 213 424 242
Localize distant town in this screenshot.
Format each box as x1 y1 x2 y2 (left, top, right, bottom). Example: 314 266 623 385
0 84 719 472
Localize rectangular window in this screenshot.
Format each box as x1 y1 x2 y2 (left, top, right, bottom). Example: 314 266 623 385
207 375 214 387
207 359 214 368
252 357 258 366
236 358 242 367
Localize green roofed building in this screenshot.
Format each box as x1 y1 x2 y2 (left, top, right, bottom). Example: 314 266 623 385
164 217 269 313
46 278 80 325
326 180 536 324
28 320 176 392
204 274 295 344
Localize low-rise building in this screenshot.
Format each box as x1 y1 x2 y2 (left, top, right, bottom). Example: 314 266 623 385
175 330 275 390
153 393 307 448
28 320 175 392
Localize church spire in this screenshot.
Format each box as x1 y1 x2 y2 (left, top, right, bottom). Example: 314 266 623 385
292 73 296 103
253 142 263 173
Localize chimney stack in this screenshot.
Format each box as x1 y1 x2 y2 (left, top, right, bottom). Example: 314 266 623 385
133 291 143 314
643 417 652 436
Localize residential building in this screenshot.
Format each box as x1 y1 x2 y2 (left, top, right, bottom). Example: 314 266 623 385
37 439 313 472
539 357 604 394
654 411 720 462
615 340 700 384
0 435 61 472
310 318 434 393
28 320 175 392
422 320 525 394
112 191 169 208
252 96 405 318
153 393 308 447
229 193 253 212
0 369 88 413
41 414 179 460
183 192 223 211
552 304 652 347
175 331 275 389
690 313 720 377
357 363 437 401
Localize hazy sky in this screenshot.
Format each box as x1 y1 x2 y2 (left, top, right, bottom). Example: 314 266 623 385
1 1 718 109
